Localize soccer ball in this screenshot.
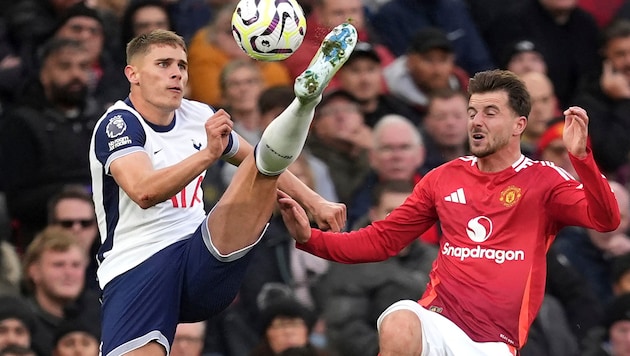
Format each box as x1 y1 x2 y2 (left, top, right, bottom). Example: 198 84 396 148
231 0 307 61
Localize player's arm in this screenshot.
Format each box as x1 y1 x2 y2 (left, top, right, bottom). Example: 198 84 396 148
224 134 347 232
548 107 620 231
110 110 232 209
279 175 438 263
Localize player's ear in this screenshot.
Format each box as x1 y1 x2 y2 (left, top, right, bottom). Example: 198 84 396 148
125 65 139 84
514 116 527 136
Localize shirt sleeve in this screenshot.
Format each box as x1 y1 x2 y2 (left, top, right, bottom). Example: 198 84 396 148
546 149 620 232
93 109 146 175
297 169 439 262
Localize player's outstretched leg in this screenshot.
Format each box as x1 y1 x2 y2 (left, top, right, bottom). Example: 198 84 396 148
256 22 358 175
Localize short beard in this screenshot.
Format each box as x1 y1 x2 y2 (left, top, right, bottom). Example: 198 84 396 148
49 81 88 108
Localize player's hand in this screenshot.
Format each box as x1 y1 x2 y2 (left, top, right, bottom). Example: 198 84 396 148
307 197 346 232
600 60 630 99
277 190 312 243
205 109 233 161
563 106 589 159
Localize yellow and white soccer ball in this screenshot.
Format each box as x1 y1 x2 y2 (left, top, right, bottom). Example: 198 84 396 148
231 0 307 61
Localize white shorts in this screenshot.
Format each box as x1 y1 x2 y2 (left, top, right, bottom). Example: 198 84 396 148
377 300 518 356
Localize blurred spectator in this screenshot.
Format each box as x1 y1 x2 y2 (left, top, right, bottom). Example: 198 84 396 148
4 0 83 77
257 86 338 203
118 0 174 65
0 240 21 296
613 253 630 295
51 314 99 356
370 0 495 74
0 345 36 356
334 42 421 127
0 38 100 248
553 179 630 304
578 0 625 28
520 72 560 158
22 226 100 356
501 39 548 76
283 0 395 80
347 114 425 230
187 4 291 107
52 1 128 107
306 89 372 204
582 293 630 356
383 27 469 119
171 322 205 356
318 180 437 356
46 186 100 292
485 0 600 108
250 294 327 356
219 59 264 144
573 19 630 182
0 296 35 350
421 89 469 171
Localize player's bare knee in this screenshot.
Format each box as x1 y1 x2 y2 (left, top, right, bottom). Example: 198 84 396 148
379 310 422 354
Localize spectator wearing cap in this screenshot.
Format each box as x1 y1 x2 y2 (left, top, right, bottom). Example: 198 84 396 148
0 296 36 350
484 0 600 108
583 293 630 356
306 90 372 204
369 0 494 75
502 40 547 76
282 0 395 81
51 315 99 356
335 42 421 127
573 19 630 183
383 27 469 119
52 1 127 107
250 297 327 356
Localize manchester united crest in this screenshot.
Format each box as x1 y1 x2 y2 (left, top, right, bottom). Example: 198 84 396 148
500 185 522 207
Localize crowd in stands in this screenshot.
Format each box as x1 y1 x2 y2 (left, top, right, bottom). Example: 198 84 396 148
1 0 630 355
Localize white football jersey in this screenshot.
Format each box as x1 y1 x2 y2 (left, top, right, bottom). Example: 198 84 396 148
89 98 239 289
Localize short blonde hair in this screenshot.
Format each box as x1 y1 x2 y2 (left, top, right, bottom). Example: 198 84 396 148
126 29 186 64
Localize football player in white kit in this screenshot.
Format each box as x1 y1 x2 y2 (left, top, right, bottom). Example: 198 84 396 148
89 25 358 356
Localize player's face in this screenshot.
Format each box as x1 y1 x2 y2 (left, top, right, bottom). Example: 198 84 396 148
0 319 30 349
467 91 521 158
29 247 86 301
370 123 423 181
129 44 188 112
609 320 630 356
265 317 309 354
337 58 382 102
424 95 469 148
40 47 90 107
407 49 455 92
54 331 99 356
54 198 98 254
604 36 630 83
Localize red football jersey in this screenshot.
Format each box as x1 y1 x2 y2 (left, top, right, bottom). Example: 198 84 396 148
297 152 619 349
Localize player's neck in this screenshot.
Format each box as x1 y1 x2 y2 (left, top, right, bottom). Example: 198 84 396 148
476 148 523 173
128 92 175 126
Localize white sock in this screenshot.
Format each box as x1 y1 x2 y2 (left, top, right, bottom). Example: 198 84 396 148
255 95 321 175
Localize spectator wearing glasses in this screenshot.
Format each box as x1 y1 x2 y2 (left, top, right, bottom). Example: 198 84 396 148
47 186 99 292
22 226 100 356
